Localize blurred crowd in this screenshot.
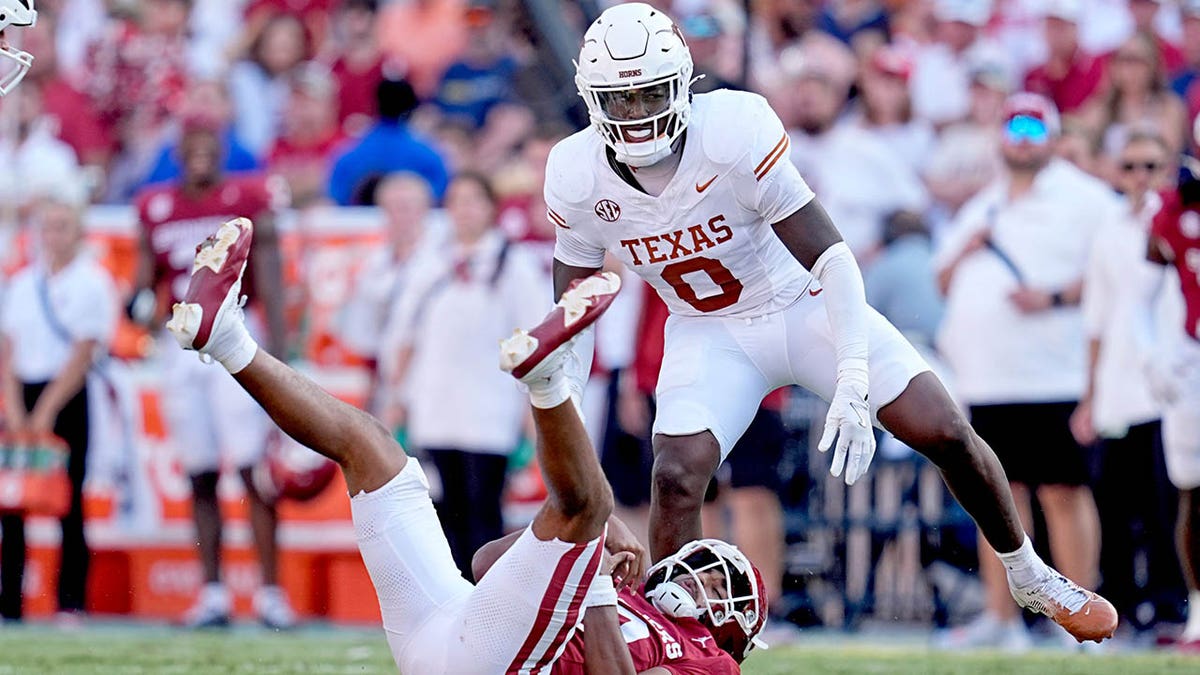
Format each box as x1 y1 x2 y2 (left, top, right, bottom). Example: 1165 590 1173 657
3 0 1200 651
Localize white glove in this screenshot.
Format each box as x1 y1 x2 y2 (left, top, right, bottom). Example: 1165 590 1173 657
819 366 875 485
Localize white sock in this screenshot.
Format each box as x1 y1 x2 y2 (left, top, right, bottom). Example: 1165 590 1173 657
1184 590 1200 641
525 368 572 410
996 536 1049 588
206 310 259 374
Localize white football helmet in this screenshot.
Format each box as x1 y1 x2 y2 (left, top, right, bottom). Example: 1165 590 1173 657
574 2 694 167
0 0 36 96
644 538 768 662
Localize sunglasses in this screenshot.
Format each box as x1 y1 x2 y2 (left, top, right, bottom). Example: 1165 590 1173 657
1119 160 1163 173
1004 114 1049 146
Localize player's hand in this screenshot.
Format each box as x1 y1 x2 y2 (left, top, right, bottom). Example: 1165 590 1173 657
605 515 648 591
819 368 875 486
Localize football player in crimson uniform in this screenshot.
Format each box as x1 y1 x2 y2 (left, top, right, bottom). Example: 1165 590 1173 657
1146 159 1200 651
132 118 293 628
548 2 1117 644
166 215 760 672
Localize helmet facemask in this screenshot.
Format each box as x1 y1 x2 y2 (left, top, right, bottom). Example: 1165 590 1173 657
644 539 767 660
577 67 693 168
0 0 38 96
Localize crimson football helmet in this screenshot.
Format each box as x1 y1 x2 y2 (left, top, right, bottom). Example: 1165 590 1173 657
251 431 339 503
0 0 36 95
644 539 768 662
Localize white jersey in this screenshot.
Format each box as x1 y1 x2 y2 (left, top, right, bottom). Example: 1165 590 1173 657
548 90 817 318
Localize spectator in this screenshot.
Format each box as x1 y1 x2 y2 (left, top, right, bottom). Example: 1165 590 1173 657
326 0 385 136
853 45 935 173
864 211 944 352
133 120 293 629
377 0 469 98
677 9 742 94
1072 130 1188 634
934 93 1118 650
138 80 261 192
20 10 114 180
265 64 346 207
495 123 572 272
384 172 545 577
328 76 449 205
1023 0 1107 115
0 197 117 624
1170 1 1200 122
1055 119 1105 178
1125 0 1185 76
1080 31 1189 167
229 13 312 157
338 173 444 419
779 38 927 259
432 2 517 130
909 0 1009 127
816 0 889 53
922 58 1007 221
242 0 335 54
83 0 190 174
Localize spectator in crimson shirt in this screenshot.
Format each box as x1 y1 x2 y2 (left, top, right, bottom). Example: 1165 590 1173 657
1126 0 1186 77
1023 2 1106 115
266 64 347 207
327 0 385 137
19 10 114 178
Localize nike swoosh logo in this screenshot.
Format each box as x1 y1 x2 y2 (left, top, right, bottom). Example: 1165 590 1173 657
808 288 823 296
696 175 718 193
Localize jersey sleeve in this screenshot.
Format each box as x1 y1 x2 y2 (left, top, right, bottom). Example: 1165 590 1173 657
548 196 606 269
745 98 814 224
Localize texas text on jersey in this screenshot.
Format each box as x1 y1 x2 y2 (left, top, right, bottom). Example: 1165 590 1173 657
1151 189 1200 340
551 588 740 675
548 89 817 319
136 175 282 305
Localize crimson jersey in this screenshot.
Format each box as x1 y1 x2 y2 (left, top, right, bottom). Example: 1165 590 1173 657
1151 191 1200 340
551 589 739 674
136 175 282 305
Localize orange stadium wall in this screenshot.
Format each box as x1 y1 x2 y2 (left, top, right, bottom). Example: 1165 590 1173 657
4 206 413 623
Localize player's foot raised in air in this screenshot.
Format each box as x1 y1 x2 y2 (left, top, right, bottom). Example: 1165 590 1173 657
1010 571 1118 643
500 271 621 382
166 217 253 355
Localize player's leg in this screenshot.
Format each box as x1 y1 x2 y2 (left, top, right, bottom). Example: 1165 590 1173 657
784 297 1116 641
1161 364 1200 646
440 273 620 674
648 313 771 561
167 219 470 669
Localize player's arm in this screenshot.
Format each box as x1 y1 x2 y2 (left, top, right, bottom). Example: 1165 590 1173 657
554 259 602 301
771 200 874 485
581 604 638 675
251 209 288 358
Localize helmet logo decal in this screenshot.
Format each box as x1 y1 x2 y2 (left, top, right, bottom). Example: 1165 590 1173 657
595 199 622 222
618 69 643 78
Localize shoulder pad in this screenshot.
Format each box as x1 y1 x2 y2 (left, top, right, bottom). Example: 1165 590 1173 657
545 130 600 209
695 90 772 167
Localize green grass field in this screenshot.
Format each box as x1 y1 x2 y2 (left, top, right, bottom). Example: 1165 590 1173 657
0 625 1192 674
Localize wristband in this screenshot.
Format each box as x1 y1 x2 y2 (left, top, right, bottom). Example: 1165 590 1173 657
584 574 618 608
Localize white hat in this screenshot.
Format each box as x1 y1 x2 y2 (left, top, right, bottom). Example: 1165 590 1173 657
1043 0 1081 22
934 0 993 27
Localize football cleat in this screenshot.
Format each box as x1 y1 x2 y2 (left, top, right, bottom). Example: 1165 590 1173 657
254 585 297 631
1010 571 1118 643
500 271 621 381
181 583 231 629
166 217 253 353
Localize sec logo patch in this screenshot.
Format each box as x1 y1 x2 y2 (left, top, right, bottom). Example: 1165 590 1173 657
594 199 621 222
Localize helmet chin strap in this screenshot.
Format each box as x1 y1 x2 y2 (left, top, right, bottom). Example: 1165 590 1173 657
645 581 705 620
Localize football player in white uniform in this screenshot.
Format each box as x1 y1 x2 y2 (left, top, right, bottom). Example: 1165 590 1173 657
548 2 1117 643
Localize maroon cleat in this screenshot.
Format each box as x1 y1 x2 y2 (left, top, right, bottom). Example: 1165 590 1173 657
500 271 622 381
166 217 254 352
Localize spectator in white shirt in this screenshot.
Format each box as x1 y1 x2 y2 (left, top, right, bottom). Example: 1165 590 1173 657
777 38 927 261
0 198 117 623
385 172 546 579
934 93 1120 650
1071 130 1188 632
910 0 1012 126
